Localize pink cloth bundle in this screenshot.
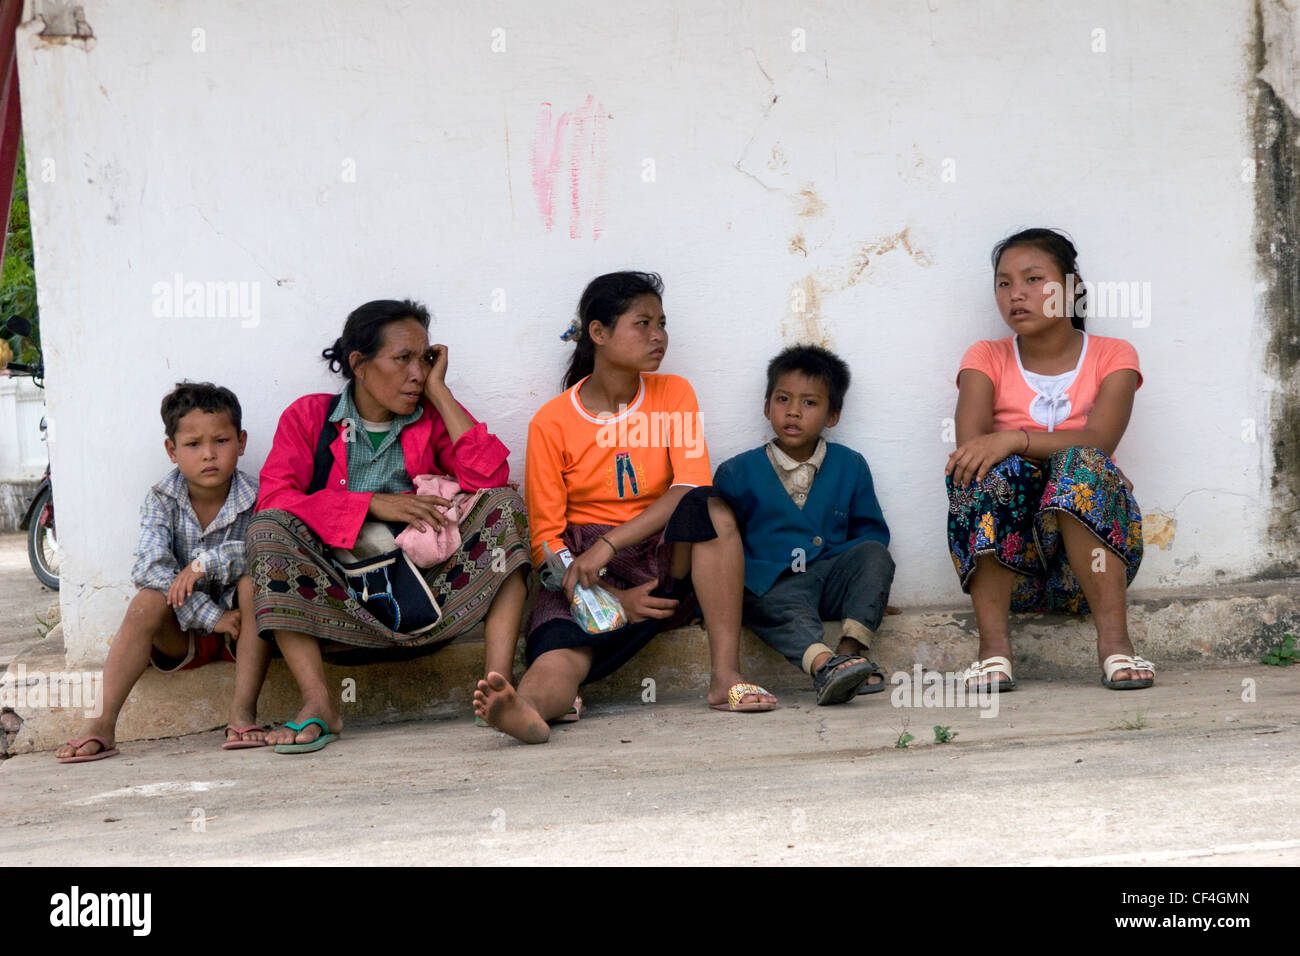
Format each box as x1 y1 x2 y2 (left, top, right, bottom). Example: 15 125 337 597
394 475 481 567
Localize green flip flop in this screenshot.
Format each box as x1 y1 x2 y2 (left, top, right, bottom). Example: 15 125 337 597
273 718 340 754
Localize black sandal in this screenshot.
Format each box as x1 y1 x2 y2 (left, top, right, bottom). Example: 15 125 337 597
813 654 876 705
853 656 888 696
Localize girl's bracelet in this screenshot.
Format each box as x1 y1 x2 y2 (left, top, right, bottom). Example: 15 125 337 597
1020 428 1030 454
599 535 618 557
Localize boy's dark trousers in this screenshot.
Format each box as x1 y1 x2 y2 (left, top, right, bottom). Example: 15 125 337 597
741 539 895 673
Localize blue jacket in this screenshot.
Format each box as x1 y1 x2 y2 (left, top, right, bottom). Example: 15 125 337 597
713 442 890 596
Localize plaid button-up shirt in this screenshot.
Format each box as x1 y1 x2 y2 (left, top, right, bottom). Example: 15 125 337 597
330 385 421 494
130 467 259 633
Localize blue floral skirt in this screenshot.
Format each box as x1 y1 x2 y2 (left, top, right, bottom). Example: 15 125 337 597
945 446 1143 614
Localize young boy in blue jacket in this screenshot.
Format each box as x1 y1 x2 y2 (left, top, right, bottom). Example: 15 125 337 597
713 345 894 705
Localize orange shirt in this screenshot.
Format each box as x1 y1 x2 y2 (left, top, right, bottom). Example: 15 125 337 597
957 333 1142 433
524 373 713 565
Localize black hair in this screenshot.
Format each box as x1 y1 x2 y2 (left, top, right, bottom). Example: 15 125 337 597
991 228 1086 331
563 272 664 390
161 382 242 440
322 298 431 380
765 345 852 415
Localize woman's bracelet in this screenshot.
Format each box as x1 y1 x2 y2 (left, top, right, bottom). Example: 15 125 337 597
599 535 618 557
1020 428 1030 454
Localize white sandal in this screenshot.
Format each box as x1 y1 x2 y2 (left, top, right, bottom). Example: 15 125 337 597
959 655 1017 692
1101 653 1155 690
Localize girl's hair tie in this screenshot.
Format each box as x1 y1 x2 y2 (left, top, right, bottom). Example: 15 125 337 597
560 317 582 342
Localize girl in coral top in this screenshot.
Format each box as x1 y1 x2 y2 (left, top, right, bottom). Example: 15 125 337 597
474 272 777 743
946 229 1155 692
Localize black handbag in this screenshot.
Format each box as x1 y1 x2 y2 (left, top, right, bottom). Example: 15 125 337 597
307 395 443 637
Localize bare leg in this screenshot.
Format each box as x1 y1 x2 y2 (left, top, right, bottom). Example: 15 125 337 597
474 646 594 744
55 589 186 759
227 576 272 744
482 566 527 681
685 497 777 709
966 555 1017 688
1056 513 1152 682
263 630 341 746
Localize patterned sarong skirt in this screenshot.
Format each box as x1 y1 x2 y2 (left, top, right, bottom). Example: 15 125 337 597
945 446 1143 614
247 487 530 654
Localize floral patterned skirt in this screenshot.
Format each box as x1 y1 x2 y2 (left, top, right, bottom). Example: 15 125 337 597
945 446 1143 614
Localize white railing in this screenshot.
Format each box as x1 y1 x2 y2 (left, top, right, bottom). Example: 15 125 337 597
0 375 46 481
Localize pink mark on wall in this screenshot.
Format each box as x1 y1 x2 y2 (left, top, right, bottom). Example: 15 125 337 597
530 95 607 240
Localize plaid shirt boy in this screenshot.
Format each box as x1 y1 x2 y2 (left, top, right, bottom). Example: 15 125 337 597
130 468 259 632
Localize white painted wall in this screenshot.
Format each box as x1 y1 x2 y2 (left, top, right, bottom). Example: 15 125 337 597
16 1 1274 664
0 376 46 480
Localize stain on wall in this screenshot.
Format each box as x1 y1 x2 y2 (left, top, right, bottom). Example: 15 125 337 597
782 274 829 347
782 223 934 348
838 228 934 291
28 0 95 48
1142 511 1177 550
1253 0 1300 571
792 184 826 218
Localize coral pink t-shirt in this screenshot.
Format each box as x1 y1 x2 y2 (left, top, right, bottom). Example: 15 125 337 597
957 333 1142 433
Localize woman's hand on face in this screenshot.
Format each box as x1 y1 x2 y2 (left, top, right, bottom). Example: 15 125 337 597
561 541 614 598
945 430 1023 487
422 344 449 400
367 492 452 532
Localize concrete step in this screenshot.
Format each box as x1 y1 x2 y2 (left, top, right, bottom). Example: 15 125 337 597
4 578 1299 754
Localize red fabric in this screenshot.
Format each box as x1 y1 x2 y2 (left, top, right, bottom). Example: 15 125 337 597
256 392 511 549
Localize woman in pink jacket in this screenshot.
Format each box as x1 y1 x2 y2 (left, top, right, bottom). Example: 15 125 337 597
246 299 529 753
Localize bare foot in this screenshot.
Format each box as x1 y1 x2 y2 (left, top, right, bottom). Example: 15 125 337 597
265 706 341 747
473 672 550 744
707 672 778 710
55 722 116 760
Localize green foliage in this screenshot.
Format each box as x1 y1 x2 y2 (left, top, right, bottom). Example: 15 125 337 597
933 725 958 744
893 715 913 749
1116 713 1147 731
1261 634 1296 667
1 138 39 365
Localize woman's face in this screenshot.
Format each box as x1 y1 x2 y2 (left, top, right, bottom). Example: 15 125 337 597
351 318 432 418
594 293 668 372
995 245 1070 336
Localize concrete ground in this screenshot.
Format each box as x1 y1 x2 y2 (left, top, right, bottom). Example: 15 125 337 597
3 531 1298 866
2 665 1298 866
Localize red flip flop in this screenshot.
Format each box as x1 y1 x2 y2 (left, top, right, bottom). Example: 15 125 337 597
57 736 120 763
222 725 270 750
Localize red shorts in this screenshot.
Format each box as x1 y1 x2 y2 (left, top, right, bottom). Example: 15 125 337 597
149 631 237 673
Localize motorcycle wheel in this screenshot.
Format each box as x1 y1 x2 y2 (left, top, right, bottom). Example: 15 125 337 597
27 485 59 590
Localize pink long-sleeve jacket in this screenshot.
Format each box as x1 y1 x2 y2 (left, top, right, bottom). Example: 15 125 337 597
256 392 511 549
